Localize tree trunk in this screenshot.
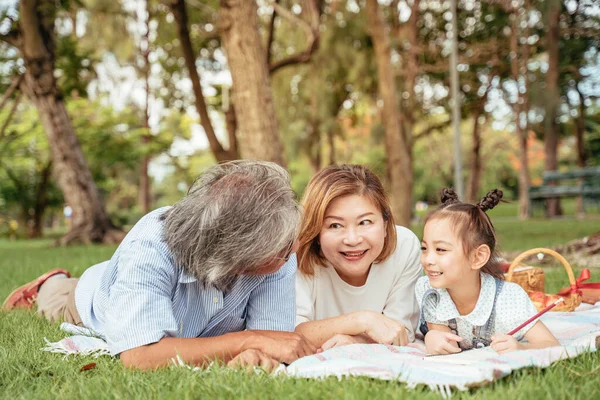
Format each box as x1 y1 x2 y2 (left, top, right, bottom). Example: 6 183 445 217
366 0 412 228
328 126 336 165
139 137 151 214
28 160 53 238
18 0 124 245
466 109 483 203
308 116 321 174
575 86 587 216
139 0 151 215
510 14 531 219
218 0 286 166
544 0 562 217
170 0 238 162
308 65 321 174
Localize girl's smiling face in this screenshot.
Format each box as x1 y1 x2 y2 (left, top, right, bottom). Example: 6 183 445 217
318 194 387 286
420 218 476 289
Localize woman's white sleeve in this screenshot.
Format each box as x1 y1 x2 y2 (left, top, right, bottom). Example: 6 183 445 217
295 272 315 327
383 231 423 342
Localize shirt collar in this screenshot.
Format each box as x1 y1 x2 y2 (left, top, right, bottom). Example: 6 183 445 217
179 270 197 283
434 272 496 326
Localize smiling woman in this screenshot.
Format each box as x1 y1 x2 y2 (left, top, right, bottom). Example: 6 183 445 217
295 165 423 350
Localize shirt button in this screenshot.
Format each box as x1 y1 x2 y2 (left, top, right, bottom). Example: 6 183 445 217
213 297 219 303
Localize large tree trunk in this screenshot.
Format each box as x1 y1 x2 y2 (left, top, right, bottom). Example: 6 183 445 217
366 0 413 228
170 0 238 162
218 1 286 166
544 0 562 217
510 14 531 219
19 0 124 245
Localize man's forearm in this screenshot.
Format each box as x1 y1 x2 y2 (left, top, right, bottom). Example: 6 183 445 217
120 331 252 370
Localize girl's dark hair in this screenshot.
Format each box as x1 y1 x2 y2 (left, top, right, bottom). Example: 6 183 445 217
425 188 504 279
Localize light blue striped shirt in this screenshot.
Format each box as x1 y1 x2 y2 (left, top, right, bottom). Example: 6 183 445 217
74 207 296 356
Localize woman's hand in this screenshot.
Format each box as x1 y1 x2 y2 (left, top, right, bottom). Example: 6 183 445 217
319 333 371 352
227 349 279 373
359 311 409 346
424 330 463 355
490 334 522 354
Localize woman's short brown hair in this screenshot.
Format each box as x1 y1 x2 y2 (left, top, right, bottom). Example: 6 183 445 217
297 164 397 276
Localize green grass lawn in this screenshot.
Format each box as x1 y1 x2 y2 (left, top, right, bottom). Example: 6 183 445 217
1 217 600 399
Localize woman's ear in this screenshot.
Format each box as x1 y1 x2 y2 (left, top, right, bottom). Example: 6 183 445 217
471 244 491 270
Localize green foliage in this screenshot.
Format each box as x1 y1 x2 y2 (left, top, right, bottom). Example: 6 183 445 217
0 101 63 225
0 96 190 229
55 35 96 98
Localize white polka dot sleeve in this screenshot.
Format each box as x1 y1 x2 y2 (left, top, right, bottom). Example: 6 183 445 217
496 282 539 340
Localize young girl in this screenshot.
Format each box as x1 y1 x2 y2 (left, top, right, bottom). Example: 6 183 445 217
295 165 422 350
417 188 559 355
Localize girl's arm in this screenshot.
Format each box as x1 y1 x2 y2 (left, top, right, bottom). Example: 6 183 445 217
521 321 560 348
491 321 559 354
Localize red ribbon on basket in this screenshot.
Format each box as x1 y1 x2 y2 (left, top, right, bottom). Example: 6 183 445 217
557 268 593 296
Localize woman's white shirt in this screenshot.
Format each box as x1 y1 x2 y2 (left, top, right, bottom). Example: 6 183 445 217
295 226 423 342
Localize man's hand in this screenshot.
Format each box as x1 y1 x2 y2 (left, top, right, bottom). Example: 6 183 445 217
245 331 317 364
227 349 279 373
491 334 522 354
360 311 409 346
424 330 463 355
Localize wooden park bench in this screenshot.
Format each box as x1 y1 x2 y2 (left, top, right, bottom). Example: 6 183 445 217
528 166 600 216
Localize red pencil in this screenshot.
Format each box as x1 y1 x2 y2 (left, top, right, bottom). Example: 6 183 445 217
507 297 564 336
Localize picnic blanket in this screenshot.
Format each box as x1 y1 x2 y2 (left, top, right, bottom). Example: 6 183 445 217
285 303 600 392
42 303 600 392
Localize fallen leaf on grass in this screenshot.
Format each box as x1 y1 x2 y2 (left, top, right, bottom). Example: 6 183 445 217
80 363 96 372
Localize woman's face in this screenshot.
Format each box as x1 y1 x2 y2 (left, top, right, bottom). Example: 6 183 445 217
318 194 387 286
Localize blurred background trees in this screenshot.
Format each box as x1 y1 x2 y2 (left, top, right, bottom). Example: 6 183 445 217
1 0 599 242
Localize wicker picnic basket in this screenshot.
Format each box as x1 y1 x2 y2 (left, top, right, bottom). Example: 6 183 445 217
506 248 582 312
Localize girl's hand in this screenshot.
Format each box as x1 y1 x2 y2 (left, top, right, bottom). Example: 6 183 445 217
491 334 522 354
424 330 463 355
360 311 409 346
319 334 364 352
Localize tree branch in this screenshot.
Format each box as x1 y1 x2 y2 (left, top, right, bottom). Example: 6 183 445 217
268 0 320 74
0 74 23 112
0 91 22 139
412 118 452 143
266 0 279 64
0 28 22 48
185 0 218 19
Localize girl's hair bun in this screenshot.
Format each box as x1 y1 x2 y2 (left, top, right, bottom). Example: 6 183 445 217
440 188 460 206
477 189 503 211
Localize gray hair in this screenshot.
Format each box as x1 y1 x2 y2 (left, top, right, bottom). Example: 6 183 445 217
161 160 301 291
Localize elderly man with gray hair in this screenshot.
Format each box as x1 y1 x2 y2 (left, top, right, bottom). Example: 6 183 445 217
4 160 315 370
